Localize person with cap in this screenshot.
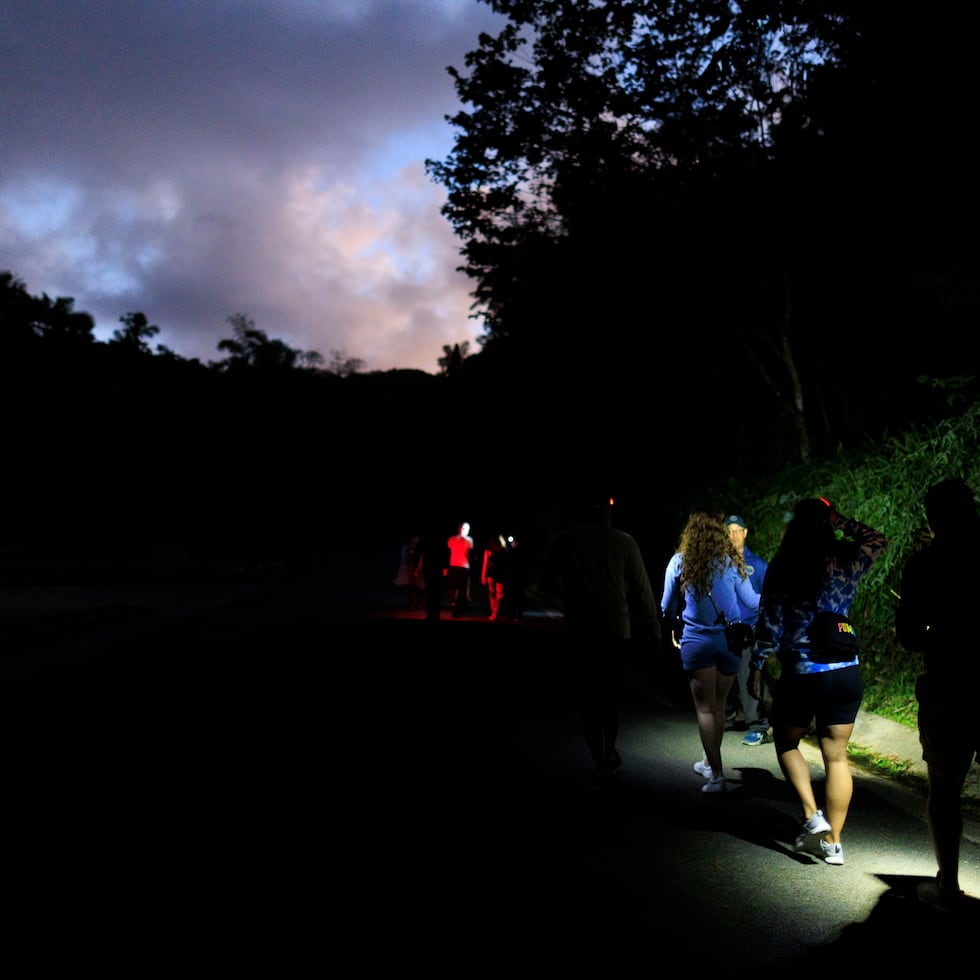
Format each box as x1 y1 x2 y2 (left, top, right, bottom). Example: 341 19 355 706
724 514 769 745
539 491 662 790
896 476 980 911
749 498 886 865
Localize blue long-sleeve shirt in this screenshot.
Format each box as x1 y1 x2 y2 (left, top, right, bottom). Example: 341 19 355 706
661 553 760 651
751 515 886 675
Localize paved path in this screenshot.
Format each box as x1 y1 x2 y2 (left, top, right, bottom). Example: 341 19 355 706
2 561 978 975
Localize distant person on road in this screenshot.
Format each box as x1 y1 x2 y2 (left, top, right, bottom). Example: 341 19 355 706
417 523 450 623
481 533 509 622
724 514 769 745
446 521 474 617
540 492 662 791
749 498 886 866
505 534 529 622
392 534 424 611
895 476 980 911
661 510 760 794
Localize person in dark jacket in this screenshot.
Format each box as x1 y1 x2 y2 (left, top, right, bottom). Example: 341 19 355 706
540 492 662 790
896 476 980 911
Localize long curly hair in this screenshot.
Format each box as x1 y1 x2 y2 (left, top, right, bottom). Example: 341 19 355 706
676 510 747 598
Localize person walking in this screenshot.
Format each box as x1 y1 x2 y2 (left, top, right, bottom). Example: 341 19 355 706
749 498 886 865
505 534 529 622
392 534 425 610
662 510 761 794
540 492 662 790
481 533 509 622
895 476 980 911
724 515 769 746
446 521 474 617
417 522 450 623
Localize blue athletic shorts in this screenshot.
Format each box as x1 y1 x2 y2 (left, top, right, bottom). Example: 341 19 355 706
679 634 740 674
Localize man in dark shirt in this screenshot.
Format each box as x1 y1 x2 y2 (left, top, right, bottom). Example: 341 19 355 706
540 492 662 790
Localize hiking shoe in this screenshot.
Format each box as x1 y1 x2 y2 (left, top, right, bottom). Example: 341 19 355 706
793 810 832 850
701 776 727 794
693 759 712 779
917 876 964 913
605 748 623 774
820 839 844 865
742 728 767 746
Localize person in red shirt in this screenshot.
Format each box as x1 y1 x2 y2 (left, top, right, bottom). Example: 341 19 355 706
446 521 474 617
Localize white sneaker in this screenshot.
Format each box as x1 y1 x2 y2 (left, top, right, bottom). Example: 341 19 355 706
793 809 832 850
693 759 712 779
701 776 726 794
820 839 844 865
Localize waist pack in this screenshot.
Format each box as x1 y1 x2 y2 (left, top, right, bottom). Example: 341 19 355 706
724 620 755 653
807 610 860 663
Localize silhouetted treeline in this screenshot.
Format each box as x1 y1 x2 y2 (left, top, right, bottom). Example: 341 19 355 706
0 259 972 578
428 1 979 477
4 2 979 572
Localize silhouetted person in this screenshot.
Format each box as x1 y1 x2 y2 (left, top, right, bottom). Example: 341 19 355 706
417 524 450 623
393 534 424 610
896 476 980 911
505 535 529 622
481 533 508 622
540 492 662 790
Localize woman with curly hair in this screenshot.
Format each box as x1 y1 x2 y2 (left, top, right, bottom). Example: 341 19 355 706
662 510 760 793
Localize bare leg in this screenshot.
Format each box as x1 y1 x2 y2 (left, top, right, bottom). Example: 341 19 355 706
689 667 736 777
774 724 820 820
816 722 854 843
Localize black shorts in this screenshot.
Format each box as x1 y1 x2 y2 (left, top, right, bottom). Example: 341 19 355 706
916 672 980 776
770 664 863 728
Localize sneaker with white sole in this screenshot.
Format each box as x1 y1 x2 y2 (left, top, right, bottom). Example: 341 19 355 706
742 728 767 746
820 839 843 864
793 809 832 850
702 776 727 794
693 759 712 779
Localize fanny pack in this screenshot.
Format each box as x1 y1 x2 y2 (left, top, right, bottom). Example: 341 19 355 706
807 610 860 663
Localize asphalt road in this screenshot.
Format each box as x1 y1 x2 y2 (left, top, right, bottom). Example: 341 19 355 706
2 560 977 976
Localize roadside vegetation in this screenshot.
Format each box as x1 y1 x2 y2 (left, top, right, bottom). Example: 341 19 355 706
715 379 980 731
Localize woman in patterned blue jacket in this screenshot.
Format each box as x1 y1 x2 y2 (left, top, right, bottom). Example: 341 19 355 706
748 498 886 866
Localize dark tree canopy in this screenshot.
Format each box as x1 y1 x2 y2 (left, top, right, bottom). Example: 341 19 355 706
427 0 980 475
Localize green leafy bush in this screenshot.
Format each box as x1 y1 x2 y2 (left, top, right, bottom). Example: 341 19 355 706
730 382 980 728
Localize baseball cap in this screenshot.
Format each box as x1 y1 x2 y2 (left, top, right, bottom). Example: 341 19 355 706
725 514 747 528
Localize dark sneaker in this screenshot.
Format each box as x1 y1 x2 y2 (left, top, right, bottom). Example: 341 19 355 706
918 876 964 913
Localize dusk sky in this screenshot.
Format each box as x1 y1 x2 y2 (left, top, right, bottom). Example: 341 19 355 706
0 0 506 373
